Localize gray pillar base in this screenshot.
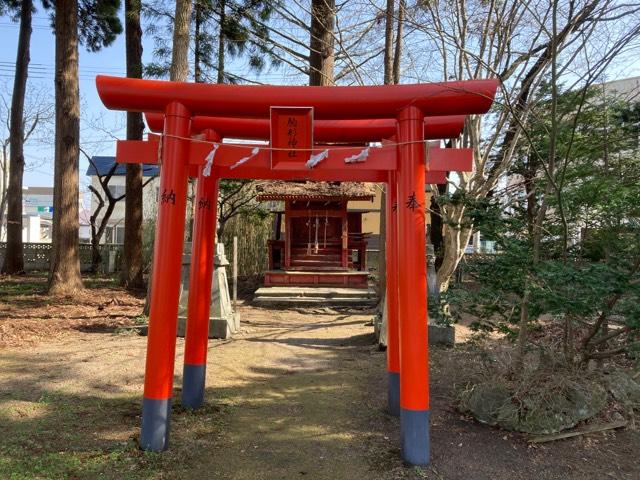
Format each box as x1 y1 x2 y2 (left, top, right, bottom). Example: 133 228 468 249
140 398 172 452
401 408 430 465
182 364 206 410
387 372 400 417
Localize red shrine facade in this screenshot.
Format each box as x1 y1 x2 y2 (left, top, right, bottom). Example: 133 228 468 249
257 181 374 288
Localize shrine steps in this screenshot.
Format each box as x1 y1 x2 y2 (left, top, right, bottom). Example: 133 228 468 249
253 285 377 307
288 260 344 269
263 269 369 288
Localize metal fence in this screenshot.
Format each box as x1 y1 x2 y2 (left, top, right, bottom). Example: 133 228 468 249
0 242 123 273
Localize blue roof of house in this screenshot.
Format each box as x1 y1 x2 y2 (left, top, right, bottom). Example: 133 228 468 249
86 156 160 177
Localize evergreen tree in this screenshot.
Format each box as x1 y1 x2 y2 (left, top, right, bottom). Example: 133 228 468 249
144 0 279 83
49 0 122 294
1 0 35 274
122 0 145 290
449 85 640 367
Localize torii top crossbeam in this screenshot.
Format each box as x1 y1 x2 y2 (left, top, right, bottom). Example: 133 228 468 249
96 75 498 119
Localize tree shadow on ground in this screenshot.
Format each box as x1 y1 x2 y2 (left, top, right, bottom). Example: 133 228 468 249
246 331 375 350
1 309 639 480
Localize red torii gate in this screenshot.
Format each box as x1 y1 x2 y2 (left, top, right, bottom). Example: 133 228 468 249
97 75 498 466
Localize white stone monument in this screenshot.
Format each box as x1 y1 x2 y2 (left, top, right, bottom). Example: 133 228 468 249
177 242 240 339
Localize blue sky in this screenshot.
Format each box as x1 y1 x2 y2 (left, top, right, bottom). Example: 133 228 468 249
1 12 130 197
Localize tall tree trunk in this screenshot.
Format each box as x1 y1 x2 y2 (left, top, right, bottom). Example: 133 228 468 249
122 0 145 290
188 0 208 241
144 0 192 314
378 0 396 297
430 181 447 270
383 0 394 85
3 0 33 274
0 151 9 241
49 0 83 294
170 0 193 82
523 153 538 239
194 0 203 83
309 0 335 86
392 0 404 85
436 204 472 292
217 0 226 84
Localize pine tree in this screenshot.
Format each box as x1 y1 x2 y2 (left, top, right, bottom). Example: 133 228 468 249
49 0 123 294
122 0 145 290
2 0 34 274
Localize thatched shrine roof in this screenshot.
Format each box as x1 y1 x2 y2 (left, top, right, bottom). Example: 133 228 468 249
256 181 376 202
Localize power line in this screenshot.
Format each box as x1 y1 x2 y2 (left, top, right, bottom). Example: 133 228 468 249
0 22 51 31
0 73 111 82
0 61 126 76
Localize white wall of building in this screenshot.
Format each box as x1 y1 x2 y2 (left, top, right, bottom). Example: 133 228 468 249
23 215 41 242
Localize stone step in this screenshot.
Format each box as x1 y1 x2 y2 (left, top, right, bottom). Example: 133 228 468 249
263 269 369 288
254 286 377 298
253 296 377 307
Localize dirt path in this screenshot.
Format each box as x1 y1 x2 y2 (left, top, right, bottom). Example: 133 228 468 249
1 295 639 479
188 306 386 479
0 303 401 479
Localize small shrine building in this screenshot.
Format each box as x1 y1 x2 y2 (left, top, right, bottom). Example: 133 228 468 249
257 181 376 288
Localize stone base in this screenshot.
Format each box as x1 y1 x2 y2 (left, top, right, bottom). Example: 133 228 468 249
377 302 455 347
428 324 455 346
376 295 387 348
177 312 241 340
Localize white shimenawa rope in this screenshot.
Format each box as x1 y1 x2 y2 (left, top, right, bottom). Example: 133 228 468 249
230 147 260 170
202 144 220 177
344 147 370 164
163 132 424 148
305 149 329 169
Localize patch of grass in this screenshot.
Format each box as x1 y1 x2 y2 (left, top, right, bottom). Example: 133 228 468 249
0 379 245 479
367 445 402 472
132 314 147 325
0 280 45 297
0 390 171 480
0 443 171 480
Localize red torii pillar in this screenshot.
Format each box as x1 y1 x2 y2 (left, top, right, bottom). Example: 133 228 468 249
140 102 192 451
181 129 220 410
396 106 430 464
385 167 401 417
